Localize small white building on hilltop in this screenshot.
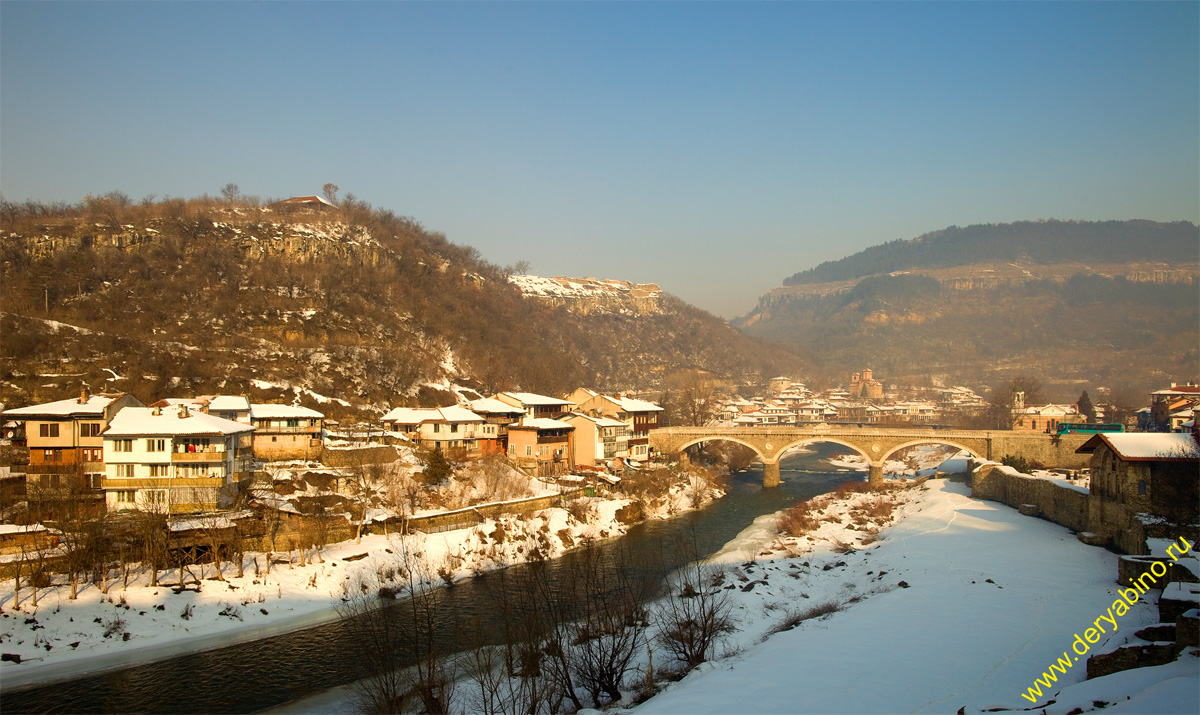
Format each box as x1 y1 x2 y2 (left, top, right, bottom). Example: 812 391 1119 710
102 405 255 514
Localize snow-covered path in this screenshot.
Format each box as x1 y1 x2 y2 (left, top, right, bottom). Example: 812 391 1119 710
634 480 1178 714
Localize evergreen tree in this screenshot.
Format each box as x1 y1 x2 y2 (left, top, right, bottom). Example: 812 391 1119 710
1077 391 1096 423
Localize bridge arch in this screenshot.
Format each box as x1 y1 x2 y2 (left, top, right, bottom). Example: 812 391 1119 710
670 436 767 462
773 437 873 465
879 439 983 467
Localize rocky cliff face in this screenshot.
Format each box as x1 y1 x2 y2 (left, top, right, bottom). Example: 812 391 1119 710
508 275 664 315
745 261 1198 321
12 217 385 266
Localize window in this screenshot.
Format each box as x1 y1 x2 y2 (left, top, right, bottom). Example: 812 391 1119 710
116 464 135 478
1137 480 1147 496
117 490 136 503
432 423 440 434
39 423 60 438
80 423 101 437
149 464 168 477
147 490 166 505
90 473 104 489
451 423 459 433
525 445 533 456
146 438 166 452
114 439 133 453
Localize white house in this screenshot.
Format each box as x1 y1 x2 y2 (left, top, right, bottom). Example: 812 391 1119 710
380 406 496 456
102 404 255 514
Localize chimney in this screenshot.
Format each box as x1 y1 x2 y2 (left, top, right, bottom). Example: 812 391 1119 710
152 405 161 416
179 405 190 419
79 387 90 404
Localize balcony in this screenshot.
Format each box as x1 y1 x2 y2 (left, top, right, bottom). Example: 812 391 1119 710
104 477 225 490
171 451 225 463
253 425 321 435
26 461 104 474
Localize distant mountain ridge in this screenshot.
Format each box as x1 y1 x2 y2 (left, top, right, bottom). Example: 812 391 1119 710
738 219 1199 394
783 220 1198 286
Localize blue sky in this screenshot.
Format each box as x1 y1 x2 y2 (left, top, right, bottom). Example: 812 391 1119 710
2 2 1197 317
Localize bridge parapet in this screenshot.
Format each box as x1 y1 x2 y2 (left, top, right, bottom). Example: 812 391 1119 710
649 426 1090 487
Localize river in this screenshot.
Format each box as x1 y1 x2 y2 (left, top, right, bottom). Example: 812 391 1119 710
3 445 858 714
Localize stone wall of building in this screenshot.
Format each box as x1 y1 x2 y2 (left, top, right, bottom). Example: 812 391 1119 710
973 464 1200 555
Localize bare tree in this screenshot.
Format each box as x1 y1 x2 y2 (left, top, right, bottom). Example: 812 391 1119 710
339 538 456 713
663 369 720 427
984 377 1045 430
322 183 340 205
564 544 654 707
653 534 736 672
336 572 410 713
132 508 169 588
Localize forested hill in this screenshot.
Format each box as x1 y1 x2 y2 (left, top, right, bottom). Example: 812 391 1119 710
0 194 805 418
738 219 1199 394
784 220 1198 286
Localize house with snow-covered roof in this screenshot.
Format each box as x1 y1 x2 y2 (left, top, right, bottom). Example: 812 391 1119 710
102 404 254 514
3 389 145 505
572 392 664 461
507 418 575 477
250 404 325 460
467 398 525 453
1077 431 1199 527
151 395 252 424
493 392 573 420
381 406 497 457
1014 404 1080 433
563 413 630 467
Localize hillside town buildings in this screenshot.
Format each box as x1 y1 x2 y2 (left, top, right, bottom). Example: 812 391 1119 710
2 375 1195 519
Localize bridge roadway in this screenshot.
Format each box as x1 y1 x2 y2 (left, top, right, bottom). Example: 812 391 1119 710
648 424 1091 487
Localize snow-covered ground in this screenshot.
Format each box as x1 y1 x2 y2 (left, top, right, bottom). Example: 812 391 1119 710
0 499 631 690
632 479 1198 715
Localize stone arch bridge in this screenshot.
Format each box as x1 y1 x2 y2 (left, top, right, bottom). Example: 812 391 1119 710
649 425 1092 487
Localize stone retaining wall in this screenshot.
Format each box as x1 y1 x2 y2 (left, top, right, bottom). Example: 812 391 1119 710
971 465 1091 532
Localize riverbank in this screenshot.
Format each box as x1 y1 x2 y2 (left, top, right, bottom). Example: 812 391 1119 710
631 478 1198 714
0 497 634 692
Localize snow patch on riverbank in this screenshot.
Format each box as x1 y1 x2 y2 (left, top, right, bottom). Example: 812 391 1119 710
632 479 1197 714
0 499 631 690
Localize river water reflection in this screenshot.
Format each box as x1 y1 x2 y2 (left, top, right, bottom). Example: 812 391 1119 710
4 445 858 714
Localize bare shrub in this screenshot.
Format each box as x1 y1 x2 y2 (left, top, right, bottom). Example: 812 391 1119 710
566 498 596 524
654 532 737 672
779 501 819 537
859 495 897 522
102 616 127 638
762 601 841 639
829 538 855 554
834 480 874 498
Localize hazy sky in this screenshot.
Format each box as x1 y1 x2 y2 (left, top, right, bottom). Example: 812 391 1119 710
2 2 1197 317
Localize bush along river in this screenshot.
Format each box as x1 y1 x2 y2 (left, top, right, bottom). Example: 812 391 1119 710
4 444 860 714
